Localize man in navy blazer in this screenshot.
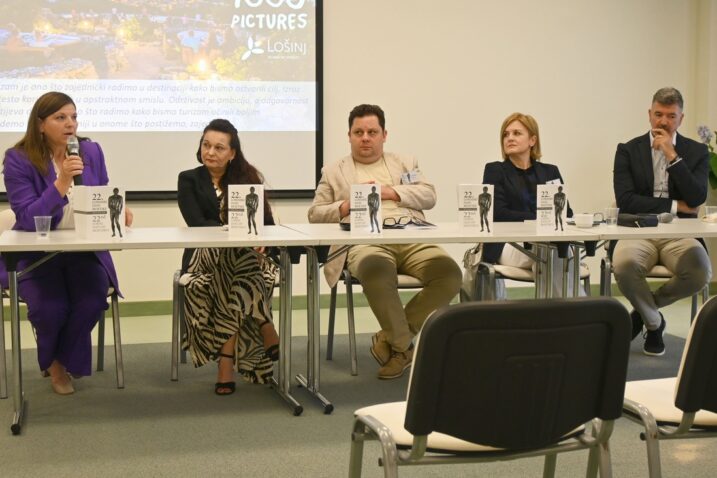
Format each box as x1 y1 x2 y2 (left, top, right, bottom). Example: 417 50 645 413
613 87 711 356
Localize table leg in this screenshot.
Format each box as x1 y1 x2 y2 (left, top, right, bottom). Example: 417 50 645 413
9 268 26 435
572 244 581 298
295 247 333 414
270 247 303 416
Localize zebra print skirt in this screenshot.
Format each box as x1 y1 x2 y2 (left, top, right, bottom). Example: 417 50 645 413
182 247 278 384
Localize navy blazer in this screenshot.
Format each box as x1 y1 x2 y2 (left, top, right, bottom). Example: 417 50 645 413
613 132 709 217
481 160 571 264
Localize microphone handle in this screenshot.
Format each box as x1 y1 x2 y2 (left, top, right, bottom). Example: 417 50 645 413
73 174 83 186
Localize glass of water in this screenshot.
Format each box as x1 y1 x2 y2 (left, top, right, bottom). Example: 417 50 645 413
604 207 619 227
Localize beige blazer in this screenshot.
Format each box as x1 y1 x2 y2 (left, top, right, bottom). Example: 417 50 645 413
308 152 436 287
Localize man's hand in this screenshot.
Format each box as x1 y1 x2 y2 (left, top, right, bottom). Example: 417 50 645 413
339 200 350 218
676 200 698 215
380 185 400 201
651 128 678 162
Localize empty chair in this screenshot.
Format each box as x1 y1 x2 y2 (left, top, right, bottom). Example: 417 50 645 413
349 297 631 478
471 242 591 301
326 267 424 376
622 296 717 478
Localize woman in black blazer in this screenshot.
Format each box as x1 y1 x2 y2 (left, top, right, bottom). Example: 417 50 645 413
482 112 581 297
177 119 279 395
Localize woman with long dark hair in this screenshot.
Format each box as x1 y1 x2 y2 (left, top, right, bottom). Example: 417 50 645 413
177 118 279 395
2 91 130 395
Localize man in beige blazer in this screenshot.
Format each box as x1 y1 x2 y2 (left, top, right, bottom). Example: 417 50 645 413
308 104 461 379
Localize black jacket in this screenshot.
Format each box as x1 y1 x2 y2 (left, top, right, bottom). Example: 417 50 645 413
177 166 275 270
481 160 572 264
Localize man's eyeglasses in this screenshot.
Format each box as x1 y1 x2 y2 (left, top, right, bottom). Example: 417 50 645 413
382 216 436 229
383 216 411 227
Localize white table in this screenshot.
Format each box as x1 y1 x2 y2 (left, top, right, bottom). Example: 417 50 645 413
0 225 315 434
594 218 717 240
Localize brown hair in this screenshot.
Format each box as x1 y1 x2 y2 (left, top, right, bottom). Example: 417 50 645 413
10 92 76 176
499 112 542 161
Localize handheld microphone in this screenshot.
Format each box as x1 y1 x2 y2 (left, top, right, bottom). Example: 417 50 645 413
66 136 83 185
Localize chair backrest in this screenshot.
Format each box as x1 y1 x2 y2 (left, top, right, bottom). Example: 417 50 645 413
404 297 630 450
0 208 16 234
675 296 717 414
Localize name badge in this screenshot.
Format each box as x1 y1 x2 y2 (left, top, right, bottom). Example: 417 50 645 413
401 170 420 184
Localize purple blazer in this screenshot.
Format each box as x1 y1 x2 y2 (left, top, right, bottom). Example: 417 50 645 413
0 140 120 294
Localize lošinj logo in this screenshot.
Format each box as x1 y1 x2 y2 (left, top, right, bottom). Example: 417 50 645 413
241 37 264 60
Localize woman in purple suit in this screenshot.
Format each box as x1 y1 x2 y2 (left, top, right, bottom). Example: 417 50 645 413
2 91 132 395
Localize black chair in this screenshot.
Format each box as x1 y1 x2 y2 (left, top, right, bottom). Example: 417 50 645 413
622 296 717 478
349 298 631 478
326 268 423 376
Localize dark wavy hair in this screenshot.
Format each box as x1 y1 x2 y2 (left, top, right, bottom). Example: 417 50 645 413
197 119 274 224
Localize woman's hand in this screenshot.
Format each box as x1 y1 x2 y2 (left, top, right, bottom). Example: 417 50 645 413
54 155 84 196
254 246 266 254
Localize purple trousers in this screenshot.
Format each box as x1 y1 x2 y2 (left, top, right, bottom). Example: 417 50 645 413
18 253 109 376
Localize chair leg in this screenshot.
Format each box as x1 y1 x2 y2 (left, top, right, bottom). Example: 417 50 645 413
171 271 181 381
179 286 187 365
600 258 612 297
96 313 105 372
597 440 613 478
583 277 591 297
111 293 124 389
326 285 337 361
543 453 557 477
346 276 358 376
349 419 367 478
0 295 8 399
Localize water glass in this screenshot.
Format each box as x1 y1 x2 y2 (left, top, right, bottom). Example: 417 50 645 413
34 216 51 237
605 207 619 227
704 206 717 224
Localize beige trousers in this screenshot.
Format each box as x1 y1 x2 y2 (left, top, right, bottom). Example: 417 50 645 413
613 238 711 329
347 243 462 351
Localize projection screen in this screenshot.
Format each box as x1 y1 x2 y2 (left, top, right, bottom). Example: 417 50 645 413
0 0 322 199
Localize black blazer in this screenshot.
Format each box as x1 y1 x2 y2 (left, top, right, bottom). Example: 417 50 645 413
609 132 709 258
481 160 572 264
177 165 275 270
613 132 709 216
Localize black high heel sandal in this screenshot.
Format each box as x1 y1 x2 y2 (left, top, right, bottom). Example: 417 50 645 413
215 352 236 396
260 321 280 362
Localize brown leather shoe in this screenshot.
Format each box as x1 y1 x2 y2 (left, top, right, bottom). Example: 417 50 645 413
377 347 413 380
369 331 391 366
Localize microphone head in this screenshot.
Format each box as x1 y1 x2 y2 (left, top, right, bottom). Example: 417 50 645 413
657 212 673 223
66 136 80 156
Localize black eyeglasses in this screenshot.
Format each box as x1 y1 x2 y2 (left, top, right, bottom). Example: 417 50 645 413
383 216 411 228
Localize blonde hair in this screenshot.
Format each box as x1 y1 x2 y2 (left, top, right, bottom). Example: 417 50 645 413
499 112 542 161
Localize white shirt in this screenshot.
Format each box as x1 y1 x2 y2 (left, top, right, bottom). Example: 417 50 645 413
649 130 678 215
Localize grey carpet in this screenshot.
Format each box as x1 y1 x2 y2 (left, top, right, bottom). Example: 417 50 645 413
0 332 707 478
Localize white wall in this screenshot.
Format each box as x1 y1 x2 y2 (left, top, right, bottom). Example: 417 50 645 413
111 0 717 301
